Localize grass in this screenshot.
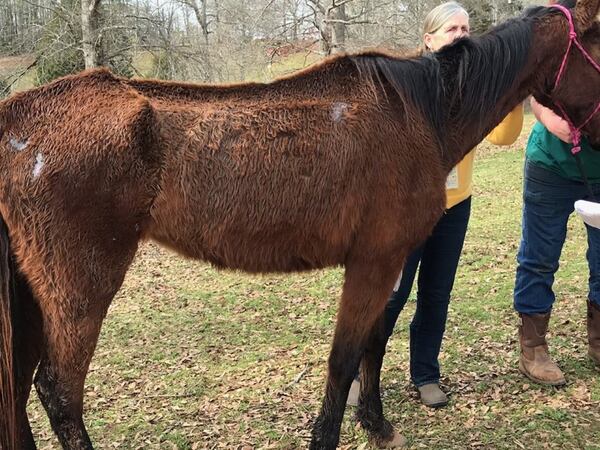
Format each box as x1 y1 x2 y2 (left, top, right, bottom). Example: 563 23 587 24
0 55 38 94
26 113 600 449
267 51 321 79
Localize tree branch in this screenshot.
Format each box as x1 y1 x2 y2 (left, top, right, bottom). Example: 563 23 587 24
322 19 376 26
306 0 326 16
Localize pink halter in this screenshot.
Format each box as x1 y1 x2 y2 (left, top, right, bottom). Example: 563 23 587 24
550 4 600 154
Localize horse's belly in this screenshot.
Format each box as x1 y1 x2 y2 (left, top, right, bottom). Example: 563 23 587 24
149 219 351 273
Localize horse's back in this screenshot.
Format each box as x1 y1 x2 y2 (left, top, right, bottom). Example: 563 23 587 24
145 93 445 273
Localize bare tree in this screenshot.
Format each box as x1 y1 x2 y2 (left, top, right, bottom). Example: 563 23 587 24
179 0 212 44
81 0 101 68
0 0 535 92
306 0 347 54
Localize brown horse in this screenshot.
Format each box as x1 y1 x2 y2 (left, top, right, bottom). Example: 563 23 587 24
1 0 600 448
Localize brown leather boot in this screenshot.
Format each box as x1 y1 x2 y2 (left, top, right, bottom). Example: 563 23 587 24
518 312 566 386
588 300 600 366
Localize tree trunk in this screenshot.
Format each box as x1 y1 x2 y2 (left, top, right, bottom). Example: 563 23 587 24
186 0 209 45
330 2 346 54
81 0 101 69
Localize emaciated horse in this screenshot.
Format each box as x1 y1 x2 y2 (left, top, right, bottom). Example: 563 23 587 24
1 0 599 448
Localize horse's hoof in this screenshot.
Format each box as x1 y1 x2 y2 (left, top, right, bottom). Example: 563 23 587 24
379 430 407 448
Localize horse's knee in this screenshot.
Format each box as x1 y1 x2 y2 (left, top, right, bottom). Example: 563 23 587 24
328 346 361 383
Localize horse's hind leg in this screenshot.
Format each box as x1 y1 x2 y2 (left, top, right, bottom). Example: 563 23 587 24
34 307 105 450
26 240 138 449
33 270 127 450
310 256 403 450
13 269 43 449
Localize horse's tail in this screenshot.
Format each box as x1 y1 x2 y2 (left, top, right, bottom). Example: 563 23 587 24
0 213 18 450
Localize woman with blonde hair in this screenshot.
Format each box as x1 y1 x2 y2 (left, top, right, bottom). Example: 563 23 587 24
348 1 524 408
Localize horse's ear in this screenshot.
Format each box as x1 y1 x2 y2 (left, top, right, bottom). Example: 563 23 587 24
575 0 600 31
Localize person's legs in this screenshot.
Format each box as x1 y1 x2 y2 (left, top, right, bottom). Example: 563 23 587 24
409 196 471 405
584 192 600 365
514 162 574 315
514 161 587 384
384 248 423 338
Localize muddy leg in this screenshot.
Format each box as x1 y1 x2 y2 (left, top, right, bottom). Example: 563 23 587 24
310 259 402 450
34 295 113 450
356 313 404 447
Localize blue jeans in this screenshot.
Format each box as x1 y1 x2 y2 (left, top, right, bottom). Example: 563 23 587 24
384 196 471 387
514 161 600 314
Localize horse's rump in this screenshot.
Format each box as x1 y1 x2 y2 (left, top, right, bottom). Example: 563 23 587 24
0 69 163 299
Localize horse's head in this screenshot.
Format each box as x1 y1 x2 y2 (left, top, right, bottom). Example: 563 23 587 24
540 0 600 148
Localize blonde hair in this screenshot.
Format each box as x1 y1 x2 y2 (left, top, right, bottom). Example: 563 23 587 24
423 1 469 36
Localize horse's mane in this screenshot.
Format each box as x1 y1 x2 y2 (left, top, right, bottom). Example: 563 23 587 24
350 5 572 148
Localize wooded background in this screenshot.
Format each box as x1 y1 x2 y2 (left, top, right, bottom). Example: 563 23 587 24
1 0 541 96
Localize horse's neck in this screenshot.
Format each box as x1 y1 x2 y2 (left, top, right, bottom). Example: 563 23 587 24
440 17 566 170
442 87 528 166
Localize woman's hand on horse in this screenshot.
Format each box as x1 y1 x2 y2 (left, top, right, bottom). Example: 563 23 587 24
531 96 573 143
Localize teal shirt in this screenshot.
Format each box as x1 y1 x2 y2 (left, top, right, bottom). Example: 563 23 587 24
526 122 600 182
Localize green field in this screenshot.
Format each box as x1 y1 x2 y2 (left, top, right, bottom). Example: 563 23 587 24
26 114 600 449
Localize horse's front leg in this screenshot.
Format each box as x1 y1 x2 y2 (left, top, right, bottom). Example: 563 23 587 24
356 312 406 447
310 258 405 450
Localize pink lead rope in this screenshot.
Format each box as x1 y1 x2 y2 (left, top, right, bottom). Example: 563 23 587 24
550 4 600 155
